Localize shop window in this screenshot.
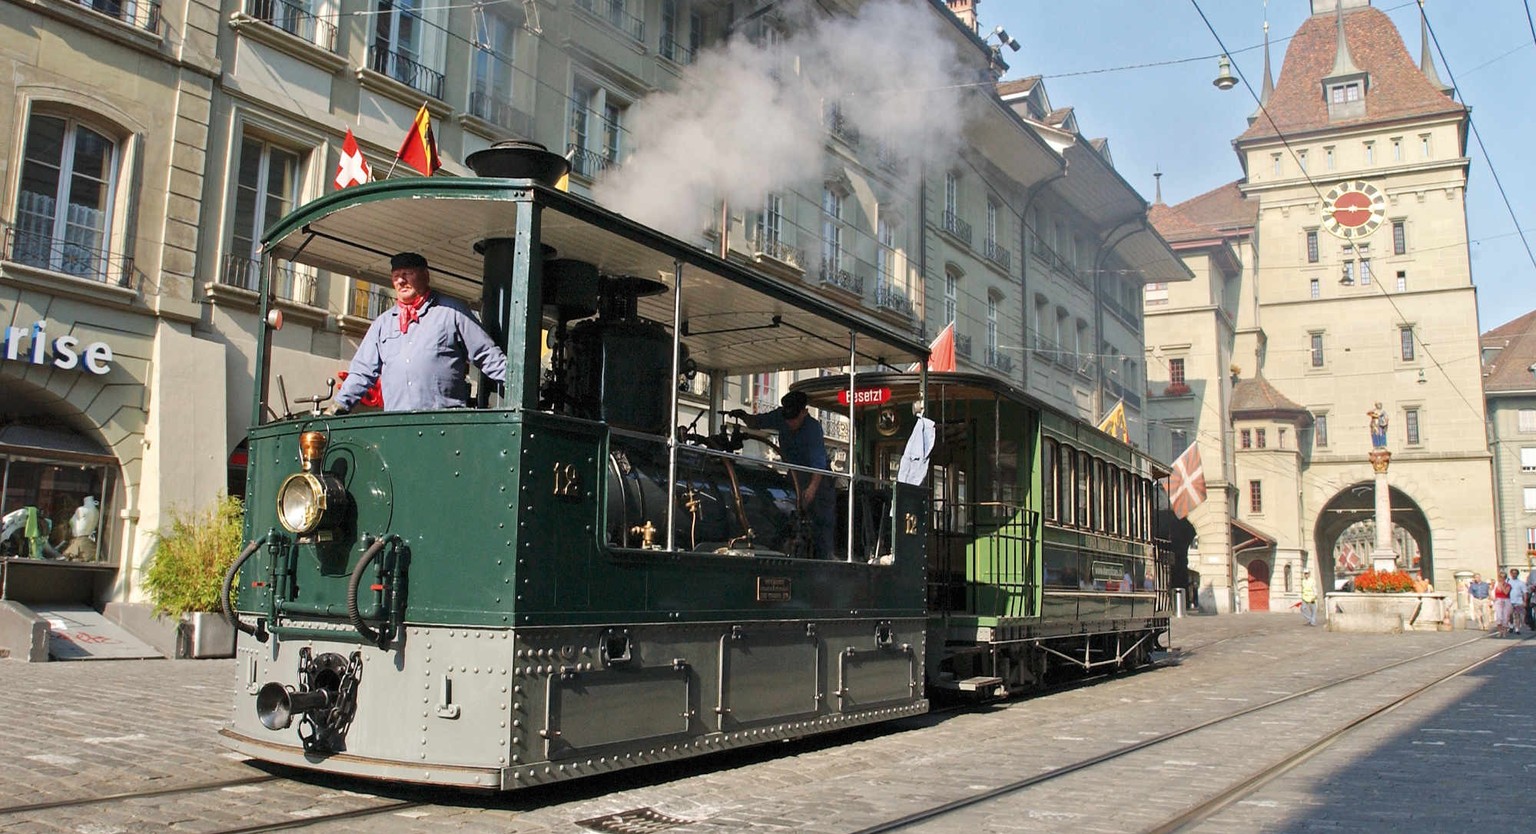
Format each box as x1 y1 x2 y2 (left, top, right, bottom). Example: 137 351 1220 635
0 445 116 563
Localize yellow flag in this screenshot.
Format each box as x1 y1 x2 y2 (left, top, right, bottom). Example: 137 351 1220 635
1096 399 1129 443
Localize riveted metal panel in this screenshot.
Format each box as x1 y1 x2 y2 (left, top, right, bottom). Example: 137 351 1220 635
544 665 691 758
837 647 916 712
718 629 820 727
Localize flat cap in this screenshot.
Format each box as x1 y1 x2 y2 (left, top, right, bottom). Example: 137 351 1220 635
390 251 429 270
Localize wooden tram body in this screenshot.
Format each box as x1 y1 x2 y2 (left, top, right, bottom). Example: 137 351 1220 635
794 373 1171 698
220 144 1169 792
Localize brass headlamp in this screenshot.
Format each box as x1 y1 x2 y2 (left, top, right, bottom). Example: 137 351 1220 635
276 431 346 535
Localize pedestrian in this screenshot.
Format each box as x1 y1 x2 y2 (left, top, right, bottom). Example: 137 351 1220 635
1508 569 1527 636
1299 569 1317 626
730 391 836 559
334 252 507 413
1466 573 1490 630
1493 572 1512 638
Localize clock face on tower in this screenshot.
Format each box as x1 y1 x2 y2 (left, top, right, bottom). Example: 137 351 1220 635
1321 180 1386 239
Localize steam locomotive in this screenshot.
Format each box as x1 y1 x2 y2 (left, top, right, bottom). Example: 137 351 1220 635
219 142 1169 791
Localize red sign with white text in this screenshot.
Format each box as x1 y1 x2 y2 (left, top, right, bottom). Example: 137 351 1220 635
837 387 891 407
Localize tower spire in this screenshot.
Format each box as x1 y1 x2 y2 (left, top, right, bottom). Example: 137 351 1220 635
1418 0 1453 95
1327 0 1362 78
1154 169 1163 205
1249 4 1275 126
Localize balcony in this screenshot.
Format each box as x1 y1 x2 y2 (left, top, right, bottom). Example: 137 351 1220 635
1103 293 1140 330
567 145 616 178
368 45 444 100
942 211 972 246
984 239 1011 271
818 260 863 296
242 0 335 50
1029 234 1085 285
874 283 914 317
985 348 1013 375
220 253 316 306
351 281 393 320
76 0 160 33
824 104 859 145
469 89 533 137
575 0 645 43
748 234 806 271
955 333 972 358
3 219 135 288
660 34 695 65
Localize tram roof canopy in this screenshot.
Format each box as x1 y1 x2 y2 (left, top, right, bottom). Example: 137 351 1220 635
261 178 929 375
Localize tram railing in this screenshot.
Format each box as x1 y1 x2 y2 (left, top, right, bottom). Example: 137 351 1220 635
929 499 1038 619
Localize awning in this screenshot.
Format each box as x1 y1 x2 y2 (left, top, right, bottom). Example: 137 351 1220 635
1232 518 1275 554
0 424 116 465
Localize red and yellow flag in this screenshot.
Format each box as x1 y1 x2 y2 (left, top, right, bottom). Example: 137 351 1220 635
396 105 441 176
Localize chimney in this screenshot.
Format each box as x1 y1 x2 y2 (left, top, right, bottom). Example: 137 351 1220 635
946 0 978 34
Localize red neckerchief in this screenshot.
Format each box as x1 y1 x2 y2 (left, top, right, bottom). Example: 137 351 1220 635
397 292 430 334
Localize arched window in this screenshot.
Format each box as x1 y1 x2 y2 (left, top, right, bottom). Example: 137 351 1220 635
16 113 120 283
1042 439 1058 522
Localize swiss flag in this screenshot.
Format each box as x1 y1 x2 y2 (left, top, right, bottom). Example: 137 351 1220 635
1164 443 1207 519
335 128 372 189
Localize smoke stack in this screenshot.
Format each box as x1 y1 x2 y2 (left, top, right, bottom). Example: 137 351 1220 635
465 140 571 187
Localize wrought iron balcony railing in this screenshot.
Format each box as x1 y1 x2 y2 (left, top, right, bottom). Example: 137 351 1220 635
220 253 316 306
748 234 806 270
368 44 445 100
985 348 1013 374
942 210 972 246
575 0 645 42
242 0 336 50
818 260 863 295
351 281 393 320
660 34 695 64
3 219 136 288
874 283 914 317
1103 293 1140 329
77 0 160 33
984 239 1011 271
955 333 972 357
469 89 533 136
566 145 616 178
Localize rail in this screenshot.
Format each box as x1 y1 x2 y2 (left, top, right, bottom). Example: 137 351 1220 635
241 0 336 50
747 233 806 270
575 0 644 42
367 44 445 100
75 0 160 32
3 219 137 288
566 144 616 178
468 89 533 136
942 211 972 246
983 239 1011 271
220 253 315 306
818 260 863 295
659 34 695 64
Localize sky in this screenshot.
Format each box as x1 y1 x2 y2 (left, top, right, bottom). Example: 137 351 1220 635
982 0 1535 331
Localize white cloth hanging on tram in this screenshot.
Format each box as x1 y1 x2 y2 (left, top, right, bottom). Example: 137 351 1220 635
897 416 936 486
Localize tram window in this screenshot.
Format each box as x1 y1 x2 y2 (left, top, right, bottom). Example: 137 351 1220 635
1042 439 1058 522
1075 450 1090 527
1093 459 1106 532
1059 445 1075 525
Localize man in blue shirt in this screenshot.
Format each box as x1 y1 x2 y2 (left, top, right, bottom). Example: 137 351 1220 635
732 391 837 559
1467 573 1490 630
335 252 507 412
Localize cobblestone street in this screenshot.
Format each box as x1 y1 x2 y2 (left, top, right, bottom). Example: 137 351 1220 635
0 614 1523 833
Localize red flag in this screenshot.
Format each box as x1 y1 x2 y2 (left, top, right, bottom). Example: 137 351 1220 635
909 321 957 373
1164 443 1207 519
396 105 441 176
335 128 372 189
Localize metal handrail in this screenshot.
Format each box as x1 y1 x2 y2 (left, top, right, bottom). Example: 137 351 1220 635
76 0 160 32
241 0 336 50
2 219 137 288
368 44 445 99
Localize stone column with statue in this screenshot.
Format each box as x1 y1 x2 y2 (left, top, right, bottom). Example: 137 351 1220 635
1366 402 1398 573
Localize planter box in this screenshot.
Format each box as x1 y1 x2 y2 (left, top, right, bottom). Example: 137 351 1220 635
1325 592 1451 633
176 611 236 658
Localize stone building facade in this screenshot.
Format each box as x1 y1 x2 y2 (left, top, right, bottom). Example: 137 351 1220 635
1146 0 1497 613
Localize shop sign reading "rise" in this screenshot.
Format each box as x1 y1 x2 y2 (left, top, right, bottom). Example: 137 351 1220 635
2 321 115 375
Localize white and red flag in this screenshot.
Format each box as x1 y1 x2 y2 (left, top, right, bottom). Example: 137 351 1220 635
335 128 372 189
1165 442 1207 519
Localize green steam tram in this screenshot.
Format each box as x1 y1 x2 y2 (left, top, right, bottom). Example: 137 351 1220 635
219 143 1170 791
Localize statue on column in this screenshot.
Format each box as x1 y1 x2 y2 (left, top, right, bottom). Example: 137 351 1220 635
1367 402 1388 449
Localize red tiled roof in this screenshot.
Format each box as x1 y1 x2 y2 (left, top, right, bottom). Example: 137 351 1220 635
1231 374 1312 422
995 76 1040 98
1147 181 1255 243
1482 309 1536 393
1240 6 1463 142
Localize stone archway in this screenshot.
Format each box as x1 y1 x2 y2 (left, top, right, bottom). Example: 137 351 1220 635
1313 482 1432 593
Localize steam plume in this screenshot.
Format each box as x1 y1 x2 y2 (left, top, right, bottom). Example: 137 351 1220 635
592 0 980 239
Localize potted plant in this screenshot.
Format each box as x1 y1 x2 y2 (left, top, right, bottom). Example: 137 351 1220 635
1162 382 1191 397
143 495 244 658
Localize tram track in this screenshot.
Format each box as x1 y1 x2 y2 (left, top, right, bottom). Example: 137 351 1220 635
848 632 1502 834
0 775 280 815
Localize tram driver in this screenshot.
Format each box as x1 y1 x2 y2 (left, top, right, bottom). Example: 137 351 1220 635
334 252 508 412
730 391 837 559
